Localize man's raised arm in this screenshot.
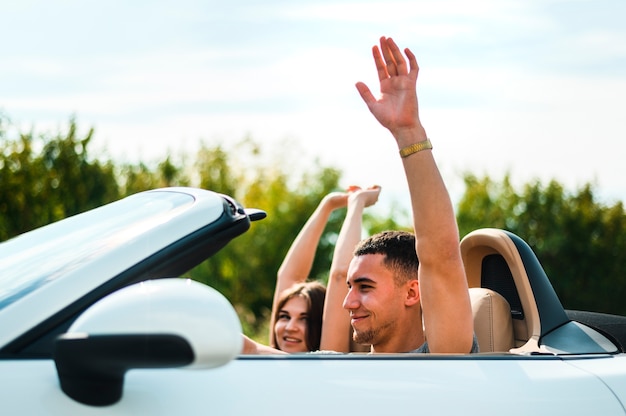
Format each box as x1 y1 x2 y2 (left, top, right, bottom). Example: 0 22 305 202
355 36 474 353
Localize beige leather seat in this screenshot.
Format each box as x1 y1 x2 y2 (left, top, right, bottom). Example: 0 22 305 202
461 228 546 353
469 287 515 352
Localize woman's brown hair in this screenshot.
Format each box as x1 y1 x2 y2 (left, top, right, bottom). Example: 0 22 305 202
271 281 326 351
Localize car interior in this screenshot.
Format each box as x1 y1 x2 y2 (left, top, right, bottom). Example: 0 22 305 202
461 228 623 355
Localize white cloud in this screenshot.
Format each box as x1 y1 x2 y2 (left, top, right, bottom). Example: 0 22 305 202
2 0 626 210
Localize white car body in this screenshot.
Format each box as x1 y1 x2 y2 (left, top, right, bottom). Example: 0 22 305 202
1 188 625 415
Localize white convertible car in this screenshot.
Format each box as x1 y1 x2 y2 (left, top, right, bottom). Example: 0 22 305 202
1 187 625 415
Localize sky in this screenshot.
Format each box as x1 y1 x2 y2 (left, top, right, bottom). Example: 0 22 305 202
2 0 626 214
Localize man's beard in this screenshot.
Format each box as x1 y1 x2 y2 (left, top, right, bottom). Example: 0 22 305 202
352 319 395 345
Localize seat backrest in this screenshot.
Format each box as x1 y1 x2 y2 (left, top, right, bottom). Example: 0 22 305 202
461 228 570 353
461 228 538 350
469 287 515 352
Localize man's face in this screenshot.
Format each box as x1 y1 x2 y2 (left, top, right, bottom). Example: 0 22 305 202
343 254 405 347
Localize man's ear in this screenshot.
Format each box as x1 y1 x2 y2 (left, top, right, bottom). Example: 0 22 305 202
405 279 420 306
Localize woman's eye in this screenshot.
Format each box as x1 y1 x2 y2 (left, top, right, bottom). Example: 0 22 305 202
278 314 290 320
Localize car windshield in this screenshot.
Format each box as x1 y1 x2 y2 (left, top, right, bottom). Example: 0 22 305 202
0 191 195 311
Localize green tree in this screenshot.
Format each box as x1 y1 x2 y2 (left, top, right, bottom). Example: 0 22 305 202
0 116 119 240
2 114 407 337
457 173 626 315
186 139 348 334
119 153 191 196
186 138 412 336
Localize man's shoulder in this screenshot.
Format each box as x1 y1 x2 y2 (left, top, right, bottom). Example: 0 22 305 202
408 342 429 354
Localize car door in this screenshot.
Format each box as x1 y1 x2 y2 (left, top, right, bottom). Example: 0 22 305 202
1 354 625 415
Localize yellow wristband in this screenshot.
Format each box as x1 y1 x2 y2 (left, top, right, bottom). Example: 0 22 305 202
399 139 433 158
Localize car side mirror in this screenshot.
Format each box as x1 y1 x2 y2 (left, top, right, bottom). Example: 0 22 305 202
53 279 242 406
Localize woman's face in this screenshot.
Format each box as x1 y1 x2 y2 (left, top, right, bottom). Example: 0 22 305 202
274 295 309 353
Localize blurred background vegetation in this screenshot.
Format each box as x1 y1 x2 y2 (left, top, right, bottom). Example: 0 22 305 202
2 114 626 342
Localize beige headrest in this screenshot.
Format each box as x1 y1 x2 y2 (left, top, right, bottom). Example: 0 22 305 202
469 288 515 352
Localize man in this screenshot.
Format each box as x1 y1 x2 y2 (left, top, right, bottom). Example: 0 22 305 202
348 36 475 354
243 36 476 354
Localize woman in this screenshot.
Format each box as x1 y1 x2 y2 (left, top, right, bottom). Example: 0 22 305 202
271 281 326 352
268 185 381 353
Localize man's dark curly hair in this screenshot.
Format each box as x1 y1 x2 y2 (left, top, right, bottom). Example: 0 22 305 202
353 230 419 286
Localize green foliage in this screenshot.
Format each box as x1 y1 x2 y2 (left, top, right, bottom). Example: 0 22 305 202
119 154 192 195
363 202 412 235
1 114 399 337
186 139 347 333
4 111 626 333
457 173 626 315
0 116 119 239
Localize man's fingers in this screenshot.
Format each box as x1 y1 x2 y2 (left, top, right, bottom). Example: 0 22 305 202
404 47 419 79
355 82 376 106
386 37 408 75
372 45 389 81
379 36 398 76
